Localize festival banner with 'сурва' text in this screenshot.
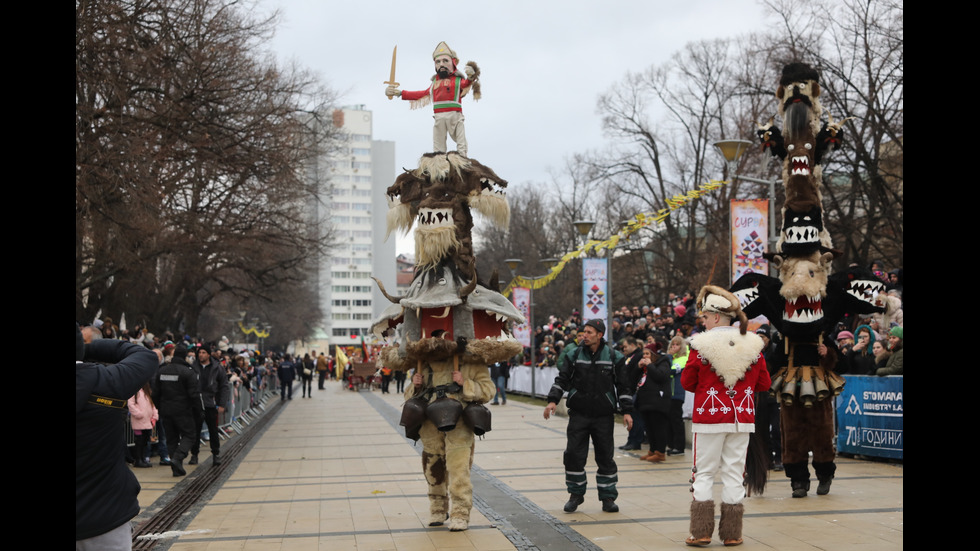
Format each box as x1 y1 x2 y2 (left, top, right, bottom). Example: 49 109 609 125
730 199 769 283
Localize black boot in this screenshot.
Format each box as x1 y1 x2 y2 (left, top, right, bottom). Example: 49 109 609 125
791 479 810 498
170 455 186 477
813 461 836 495
816 476 832 495
563 494 585 513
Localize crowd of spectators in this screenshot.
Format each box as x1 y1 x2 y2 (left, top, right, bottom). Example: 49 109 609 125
517 263 904 376
81 319 319 471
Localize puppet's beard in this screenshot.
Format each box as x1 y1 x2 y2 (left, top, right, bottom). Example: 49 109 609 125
415 225 459 269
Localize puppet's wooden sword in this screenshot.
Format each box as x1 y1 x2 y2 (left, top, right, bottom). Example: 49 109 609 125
384 45 399 99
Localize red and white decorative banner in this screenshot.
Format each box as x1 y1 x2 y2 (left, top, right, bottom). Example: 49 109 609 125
511 286 531 348
730 199 769 283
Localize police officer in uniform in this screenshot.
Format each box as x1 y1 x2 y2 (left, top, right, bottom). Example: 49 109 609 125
544 319 633 513
155 343 203 476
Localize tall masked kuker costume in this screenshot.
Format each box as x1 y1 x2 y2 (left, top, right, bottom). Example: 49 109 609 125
731 62 885 499
682 286 770 547
371 108 523 530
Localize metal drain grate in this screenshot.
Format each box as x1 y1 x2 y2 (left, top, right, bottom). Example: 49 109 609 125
132 398 284 550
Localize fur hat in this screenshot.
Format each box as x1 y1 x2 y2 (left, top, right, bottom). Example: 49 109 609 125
697 285 749 335
779 62 820 86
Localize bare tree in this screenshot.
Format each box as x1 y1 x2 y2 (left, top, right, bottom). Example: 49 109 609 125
76 0 342 336
585 38 775 303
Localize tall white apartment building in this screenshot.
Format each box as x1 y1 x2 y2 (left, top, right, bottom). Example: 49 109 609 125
317 106 396 343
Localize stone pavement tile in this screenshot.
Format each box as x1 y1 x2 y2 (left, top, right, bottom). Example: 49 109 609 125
391 531 439 551
136 384 902 550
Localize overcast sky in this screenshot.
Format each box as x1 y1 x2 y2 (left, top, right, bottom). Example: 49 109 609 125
262 0 776 253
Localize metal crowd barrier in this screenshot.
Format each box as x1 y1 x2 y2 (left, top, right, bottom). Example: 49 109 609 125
125 370 282 449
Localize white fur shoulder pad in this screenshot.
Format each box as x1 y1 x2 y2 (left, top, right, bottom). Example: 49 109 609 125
690 329 764 387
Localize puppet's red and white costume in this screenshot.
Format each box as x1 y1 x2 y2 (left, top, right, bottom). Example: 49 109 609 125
390 41 480 157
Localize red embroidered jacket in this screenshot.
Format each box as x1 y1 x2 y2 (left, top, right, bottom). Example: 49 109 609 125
681 328 771 433
401 75 474 113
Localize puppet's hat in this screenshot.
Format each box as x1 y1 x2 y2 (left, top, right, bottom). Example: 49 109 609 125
433 41 457 61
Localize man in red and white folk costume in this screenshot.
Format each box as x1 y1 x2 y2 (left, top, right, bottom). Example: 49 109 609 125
681 286 771 547
385 41 481 157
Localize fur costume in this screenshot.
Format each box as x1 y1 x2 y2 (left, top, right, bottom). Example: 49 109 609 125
733 62 886 498
371 120 523 530
406 358 496 531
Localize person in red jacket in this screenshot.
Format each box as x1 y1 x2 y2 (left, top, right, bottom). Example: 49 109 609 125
681 286 771 547
385 41 481 157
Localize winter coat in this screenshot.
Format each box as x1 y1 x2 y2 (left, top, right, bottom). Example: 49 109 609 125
193 358 230 409
547 340 633 416
76 337 159 540
155 357 203 416
127 389 158 431
633 354 672 413
682 327 770 434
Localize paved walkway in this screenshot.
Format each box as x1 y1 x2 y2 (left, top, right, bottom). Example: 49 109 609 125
130 382 903 550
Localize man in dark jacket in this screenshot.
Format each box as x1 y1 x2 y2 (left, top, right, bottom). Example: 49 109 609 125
618 337 646 451
156 343 203 477
76 323 159 548
543 319 633 514
278 353 297 400
191 346 230 465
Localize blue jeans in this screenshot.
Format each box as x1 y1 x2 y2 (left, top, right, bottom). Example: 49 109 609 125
493 376 507 403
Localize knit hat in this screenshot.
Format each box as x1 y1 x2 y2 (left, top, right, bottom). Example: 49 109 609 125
836 331 854 341
584 318 606 335
756 324 772 339
697 284 748 335
889 326 903 339
674 304 687 318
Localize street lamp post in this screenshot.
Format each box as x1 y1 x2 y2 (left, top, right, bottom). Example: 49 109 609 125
572 220 613 341
505 257 559 398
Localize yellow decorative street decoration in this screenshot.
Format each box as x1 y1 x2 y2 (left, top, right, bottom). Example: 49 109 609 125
503 179 728 297
238 321 270 339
